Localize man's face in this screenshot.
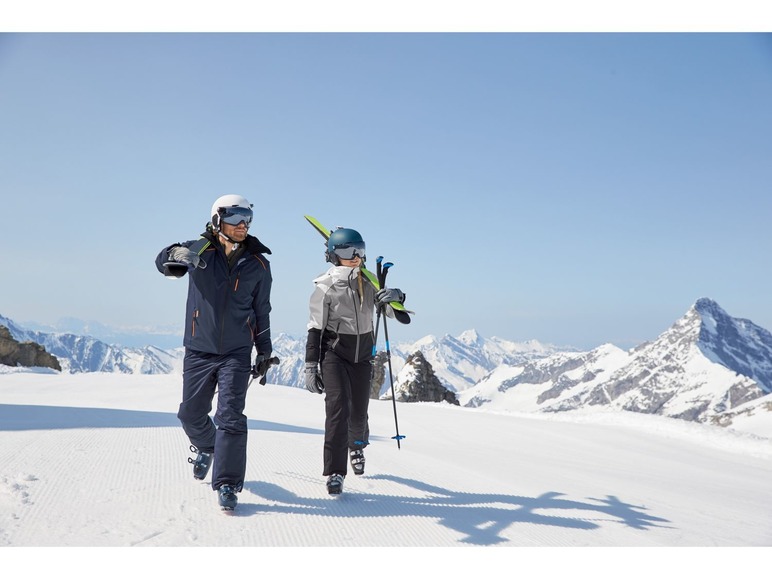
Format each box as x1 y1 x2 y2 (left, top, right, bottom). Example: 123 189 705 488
221 221 248 242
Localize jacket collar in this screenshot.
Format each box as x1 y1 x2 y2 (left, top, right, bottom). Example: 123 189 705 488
202 230 272 255
327 265 359 283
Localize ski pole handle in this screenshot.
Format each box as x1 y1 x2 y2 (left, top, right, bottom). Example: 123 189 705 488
250 356 281 386
376 256 384 288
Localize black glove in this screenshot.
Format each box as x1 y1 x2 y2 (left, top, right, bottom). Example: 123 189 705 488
254 353 268 373
251 353 277 386
304 362 324 394
376 287 405 306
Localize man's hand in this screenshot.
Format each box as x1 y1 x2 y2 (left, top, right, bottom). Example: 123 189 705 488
169 246 205 270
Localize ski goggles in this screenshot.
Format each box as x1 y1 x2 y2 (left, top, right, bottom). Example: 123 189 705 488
219 206 253 227
331 241 366 261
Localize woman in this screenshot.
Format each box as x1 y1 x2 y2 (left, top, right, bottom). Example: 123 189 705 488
304 227 406 495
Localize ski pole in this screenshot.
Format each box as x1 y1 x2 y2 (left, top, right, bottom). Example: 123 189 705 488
372 257 384 358
369 257 385 401
377 260 405 449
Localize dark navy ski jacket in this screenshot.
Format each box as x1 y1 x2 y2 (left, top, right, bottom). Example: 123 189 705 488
156 229 273 357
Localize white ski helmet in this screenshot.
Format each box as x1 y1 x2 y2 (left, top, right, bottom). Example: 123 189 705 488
210 194 253 231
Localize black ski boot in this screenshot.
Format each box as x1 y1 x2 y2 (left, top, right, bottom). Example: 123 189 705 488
188 445 213 480
326 473 345 495
218 485 238 511
349 449 365 476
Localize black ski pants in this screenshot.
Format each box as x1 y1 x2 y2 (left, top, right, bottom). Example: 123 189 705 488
178 349 251 491
321 350 371 476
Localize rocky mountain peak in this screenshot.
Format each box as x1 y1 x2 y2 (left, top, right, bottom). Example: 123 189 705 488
457 329 484 347
689 299 772 393
0 325 61 371
386 350 459 405
693 296 724 317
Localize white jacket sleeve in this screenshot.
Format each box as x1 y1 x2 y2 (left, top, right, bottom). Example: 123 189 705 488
307 282 328 331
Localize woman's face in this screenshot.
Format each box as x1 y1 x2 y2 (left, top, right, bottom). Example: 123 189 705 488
338 256 362 267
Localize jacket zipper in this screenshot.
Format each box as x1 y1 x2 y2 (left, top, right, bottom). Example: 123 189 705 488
348 269 361 363
217 250 238 351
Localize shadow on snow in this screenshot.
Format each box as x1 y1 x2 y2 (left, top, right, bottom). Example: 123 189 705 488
241 475 671 545
0 404 322 436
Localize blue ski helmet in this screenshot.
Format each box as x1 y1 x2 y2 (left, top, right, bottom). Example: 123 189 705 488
326 227 366 265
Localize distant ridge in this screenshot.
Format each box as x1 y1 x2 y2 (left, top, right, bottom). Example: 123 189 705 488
460 298 772 426
0 314 179 374
4 299 772 431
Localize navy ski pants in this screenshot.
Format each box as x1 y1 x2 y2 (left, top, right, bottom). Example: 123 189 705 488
321 350 371 476
178 349 251 491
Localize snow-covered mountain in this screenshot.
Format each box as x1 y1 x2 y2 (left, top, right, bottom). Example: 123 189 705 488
18 316 184 350
5 298 772 431
459 298 772 426
268 329 568 392
395 330 573 392
0 314 180 374
0 312 567 389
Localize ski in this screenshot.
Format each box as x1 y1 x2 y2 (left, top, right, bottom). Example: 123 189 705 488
304 215 413 324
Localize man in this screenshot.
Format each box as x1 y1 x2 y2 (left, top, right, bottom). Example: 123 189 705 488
155 194 273 511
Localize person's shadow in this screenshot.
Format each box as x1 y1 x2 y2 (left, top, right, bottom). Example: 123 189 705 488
0 404 321 435
241 474 671 545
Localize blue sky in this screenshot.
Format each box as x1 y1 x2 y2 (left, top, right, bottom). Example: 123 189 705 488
1 30 771 351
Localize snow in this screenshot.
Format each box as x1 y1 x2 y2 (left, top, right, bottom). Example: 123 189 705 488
458 345 631 413
730 402 772 438
1 367 771 574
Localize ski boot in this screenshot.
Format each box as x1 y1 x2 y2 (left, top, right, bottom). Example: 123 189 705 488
326 473 345 495
349 449 365 476
188 445 213 480
218 485 238 511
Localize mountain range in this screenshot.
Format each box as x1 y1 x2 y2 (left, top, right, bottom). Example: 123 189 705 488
0 314 180 374
459 298 772 428
0 313 570 390
2 297 771 431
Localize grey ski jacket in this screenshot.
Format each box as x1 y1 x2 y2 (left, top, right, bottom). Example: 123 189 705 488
305 265 378 365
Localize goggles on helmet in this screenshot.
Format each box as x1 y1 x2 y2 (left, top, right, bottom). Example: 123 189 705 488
331 241 366 261
219 206 253 227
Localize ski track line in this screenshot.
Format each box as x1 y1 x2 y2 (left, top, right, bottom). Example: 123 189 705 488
4 383 771 546
1 426 670 546
1 426 189 546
